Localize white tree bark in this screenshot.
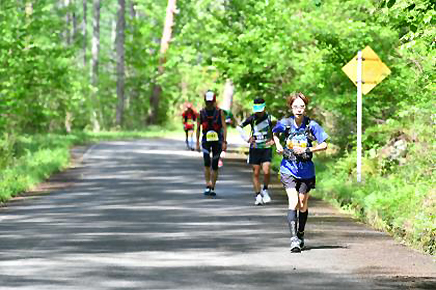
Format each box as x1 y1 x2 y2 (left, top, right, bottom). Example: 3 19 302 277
90 0 101 131
115 0 126 126
149 0 177 124
220 79 234 111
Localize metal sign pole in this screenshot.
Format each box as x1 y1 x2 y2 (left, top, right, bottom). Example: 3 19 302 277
356 50 362 183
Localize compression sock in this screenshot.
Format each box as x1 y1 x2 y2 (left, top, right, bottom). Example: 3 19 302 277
298 210 308 233
287 210 298 237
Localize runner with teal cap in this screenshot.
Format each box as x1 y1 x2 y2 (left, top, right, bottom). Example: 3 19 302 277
237 98 275 205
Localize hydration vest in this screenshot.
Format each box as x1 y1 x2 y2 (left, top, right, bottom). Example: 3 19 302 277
250 114 272 148
200 108 222 141
283 117 315 162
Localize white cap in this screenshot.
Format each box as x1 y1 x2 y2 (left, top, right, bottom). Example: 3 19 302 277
205 91 215 101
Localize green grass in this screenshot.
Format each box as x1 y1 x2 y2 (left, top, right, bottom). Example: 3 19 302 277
0 127 180 203
309 139 435 256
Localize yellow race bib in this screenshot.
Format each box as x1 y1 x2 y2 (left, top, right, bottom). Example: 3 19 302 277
206 130 219 142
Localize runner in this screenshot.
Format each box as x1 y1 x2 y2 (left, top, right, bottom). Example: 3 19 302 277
272 92 328 253
196 91 227 197
237 98 274 205
182 103 197 150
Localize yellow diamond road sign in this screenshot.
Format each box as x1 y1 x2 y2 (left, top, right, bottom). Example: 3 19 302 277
342 46 391 95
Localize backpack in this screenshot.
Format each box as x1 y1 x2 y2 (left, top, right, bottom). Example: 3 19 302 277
283 117 315 162
200 108 222 134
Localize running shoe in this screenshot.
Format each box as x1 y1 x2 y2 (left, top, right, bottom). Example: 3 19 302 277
297 231 305 249
209 189 217 197
203 187 211 196
290 236 301 253
254 194 263 206
262 189 271 204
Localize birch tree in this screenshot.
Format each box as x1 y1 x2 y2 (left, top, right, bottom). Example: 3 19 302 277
90 0 101 131
115 0 126 126
149 0 177 124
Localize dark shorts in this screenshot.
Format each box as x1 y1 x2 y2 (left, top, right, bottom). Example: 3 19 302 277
202 141 222 170
280 173 316 194
248 148 272 165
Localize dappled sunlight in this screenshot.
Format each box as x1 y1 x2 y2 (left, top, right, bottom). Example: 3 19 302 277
1 139 435 289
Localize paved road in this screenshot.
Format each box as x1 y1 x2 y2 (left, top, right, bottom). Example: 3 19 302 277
0 138 435 290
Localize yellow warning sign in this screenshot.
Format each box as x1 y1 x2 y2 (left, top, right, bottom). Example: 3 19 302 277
342 46 391 95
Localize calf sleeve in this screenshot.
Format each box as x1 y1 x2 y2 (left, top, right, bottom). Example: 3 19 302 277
287 210 298 237
298 210 308 233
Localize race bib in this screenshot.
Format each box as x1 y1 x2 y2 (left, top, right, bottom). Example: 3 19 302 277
286 138 307 149
206 130 219 142
186 119 194 125
253 132 265 142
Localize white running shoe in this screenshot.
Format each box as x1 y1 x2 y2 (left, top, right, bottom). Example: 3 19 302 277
254 194 263 206
262 189 271 204
290 237 301 253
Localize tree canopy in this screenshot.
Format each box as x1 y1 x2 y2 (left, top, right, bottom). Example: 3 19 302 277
0 0 434 147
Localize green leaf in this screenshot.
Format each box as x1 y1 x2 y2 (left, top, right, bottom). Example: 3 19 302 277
387 0 396 8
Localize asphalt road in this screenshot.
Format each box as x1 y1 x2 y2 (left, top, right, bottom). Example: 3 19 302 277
0 138 435 290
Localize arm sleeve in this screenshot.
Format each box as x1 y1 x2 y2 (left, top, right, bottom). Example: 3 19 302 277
240 115 254 128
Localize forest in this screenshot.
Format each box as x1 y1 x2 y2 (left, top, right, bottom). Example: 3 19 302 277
0 0 434 254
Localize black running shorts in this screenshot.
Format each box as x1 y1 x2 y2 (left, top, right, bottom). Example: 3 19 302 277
202 141 222 170
248 148 272 165
280 173 316 194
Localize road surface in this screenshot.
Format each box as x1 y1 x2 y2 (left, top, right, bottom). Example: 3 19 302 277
0 138 435 289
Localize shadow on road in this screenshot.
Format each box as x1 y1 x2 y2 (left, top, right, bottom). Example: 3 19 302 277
0 139 435 290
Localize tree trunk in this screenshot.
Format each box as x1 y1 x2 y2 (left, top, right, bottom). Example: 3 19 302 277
220 79 234 111
115 0 126 127
90 0 101 132
148 0 177 124
129 1 136 19
127 0 138 110
64 0 71 45
82 0 87 67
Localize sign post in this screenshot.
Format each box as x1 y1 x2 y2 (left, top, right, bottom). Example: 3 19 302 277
356 51 363 182
342 46 391 182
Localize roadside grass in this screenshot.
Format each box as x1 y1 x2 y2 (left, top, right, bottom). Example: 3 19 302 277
0 126 180 203
313 152 435 256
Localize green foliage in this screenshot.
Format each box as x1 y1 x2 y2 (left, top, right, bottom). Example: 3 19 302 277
0 0 86 134
1 0 434 254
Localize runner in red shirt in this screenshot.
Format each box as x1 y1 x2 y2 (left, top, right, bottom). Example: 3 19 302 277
182 103 197 150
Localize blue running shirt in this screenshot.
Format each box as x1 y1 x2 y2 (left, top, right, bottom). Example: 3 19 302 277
272 116 328 179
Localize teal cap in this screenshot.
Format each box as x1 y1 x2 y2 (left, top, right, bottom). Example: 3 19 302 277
253 103 266 113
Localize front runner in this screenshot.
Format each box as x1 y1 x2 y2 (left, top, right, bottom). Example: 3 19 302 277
196 91 227 197
182 103 197 150
237 98 274 205
272 92 328 252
